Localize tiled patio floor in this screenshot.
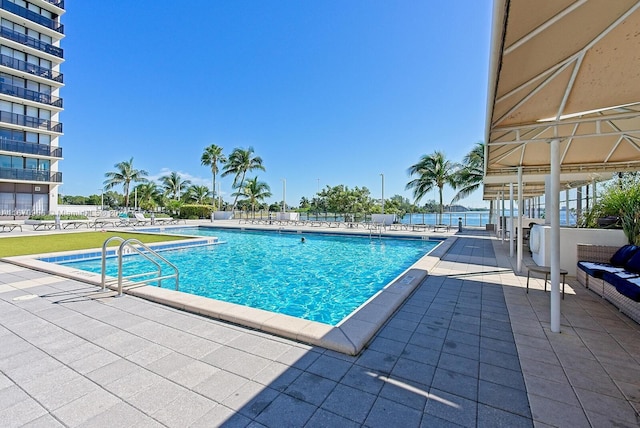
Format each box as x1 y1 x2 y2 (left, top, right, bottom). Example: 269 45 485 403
1 228 639 427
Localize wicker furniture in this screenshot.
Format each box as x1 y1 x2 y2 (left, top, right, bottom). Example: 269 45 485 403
577 244 640 324
576 244 619 297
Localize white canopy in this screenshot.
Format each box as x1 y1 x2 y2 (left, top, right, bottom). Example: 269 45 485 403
484 0 640 198
483 0 640 333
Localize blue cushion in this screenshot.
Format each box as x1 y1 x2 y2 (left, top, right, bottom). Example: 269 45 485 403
610 245 639 267
577 261 608 278
624 249 640 273
603 272 640 302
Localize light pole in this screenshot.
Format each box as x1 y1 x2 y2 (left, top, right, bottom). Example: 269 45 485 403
282 178 286 212
99 188 104 212
380 173 385 214
316 178 320 218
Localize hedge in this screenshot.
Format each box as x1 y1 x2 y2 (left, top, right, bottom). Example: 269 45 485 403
179 205 213 219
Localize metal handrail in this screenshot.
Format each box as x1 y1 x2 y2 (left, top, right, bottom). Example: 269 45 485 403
101 237 180 296
101 236 124 289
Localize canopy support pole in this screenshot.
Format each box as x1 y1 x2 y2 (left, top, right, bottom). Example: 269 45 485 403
517 167 523 272
509 183 514 257
501 189 506 243
550 138 561 333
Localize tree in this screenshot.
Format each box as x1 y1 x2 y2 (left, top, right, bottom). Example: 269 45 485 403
135 182 162 211
103 157 148 209
451 142 485 204
161 172 191 201
221 147 265 209
299 196 311 210
201 144 226 207
318 185 373 220
406 151 459 224
233 177 272 217
186 185 211 205
102 191 124 209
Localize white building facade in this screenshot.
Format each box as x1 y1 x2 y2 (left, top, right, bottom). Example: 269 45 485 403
0 0 64 217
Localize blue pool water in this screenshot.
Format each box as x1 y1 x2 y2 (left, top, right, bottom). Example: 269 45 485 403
60 227 439 325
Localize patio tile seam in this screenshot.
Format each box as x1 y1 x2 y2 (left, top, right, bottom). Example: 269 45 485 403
0 318 167 426
1 288 243 419
34 277 311 365
540 320 637 405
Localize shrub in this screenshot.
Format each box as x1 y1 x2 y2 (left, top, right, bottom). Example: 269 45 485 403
179 204 213 219
29 214 88 220
581 175 640 244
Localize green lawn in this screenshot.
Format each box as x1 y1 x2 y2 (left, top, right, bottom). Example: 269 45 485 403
0 231 189 257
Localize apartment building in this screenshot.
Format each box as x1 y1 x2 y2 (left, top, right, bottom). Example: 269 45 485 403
0 0 64 216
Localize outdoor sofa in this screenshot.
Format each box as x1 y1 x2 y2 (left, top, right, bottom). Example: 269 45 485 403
577 244 640 324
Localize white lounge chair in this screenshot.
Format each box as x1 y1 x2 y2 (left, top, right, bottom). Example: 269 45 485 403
133 213 151 225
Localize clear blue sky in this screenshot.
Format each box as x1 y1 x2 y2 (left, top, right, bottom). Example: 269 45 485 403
60 1 492 208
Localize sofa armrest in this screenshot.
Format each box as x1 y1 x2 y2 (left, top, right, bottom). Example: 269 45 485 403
577 244 619 264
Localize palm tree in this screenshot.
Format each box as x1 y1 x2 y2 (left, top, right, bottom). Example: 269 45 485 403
135 182 162 211
451 142 485 204
104 157 148 209
160 171 192 201
201 144 226 207
233 177 271 217
406 151 459 224
221 146 266 209
186 185 211 205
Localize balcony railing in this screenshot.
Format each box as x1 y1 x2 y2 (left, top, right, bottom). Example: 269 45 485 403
0 137 61 157
0 0 64 34
0 110 62 132
0 167 61 182
0 53 63 83
0 82 62 107
0 26 63 58
42 0 64 9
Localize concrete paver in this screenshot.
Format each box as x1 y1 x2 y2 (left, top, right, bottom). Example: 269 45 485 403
0 225 639 426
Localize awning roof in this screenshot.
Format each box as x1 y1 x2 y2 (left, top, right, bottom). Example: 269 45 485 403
484 0 640 199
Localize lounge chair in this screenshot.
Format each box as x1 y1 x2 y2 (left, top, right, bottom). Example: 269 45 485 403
0 222 22 232
133 213 151 225
91 218 117 229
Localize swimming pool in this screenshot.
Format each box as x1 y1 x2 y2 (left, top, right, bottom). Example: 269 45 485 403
59 227 439 325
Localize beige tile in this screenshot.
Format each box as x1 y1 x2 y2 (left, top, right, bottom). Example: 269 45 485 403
528 390 590 427
575 387 639 425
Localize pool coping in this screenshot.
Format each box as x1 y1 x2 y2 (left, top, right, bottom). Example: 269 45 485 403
2 230 456 355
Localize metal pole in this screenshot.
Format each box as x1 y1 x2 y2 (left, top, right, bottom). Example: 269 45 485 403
380 173 384 214
509 183 514 257
501 188 505 242
565 189 570 226
550 138 561 333
282 179 286 212
576 186 582 222
517 167 523 272
100 188 104 212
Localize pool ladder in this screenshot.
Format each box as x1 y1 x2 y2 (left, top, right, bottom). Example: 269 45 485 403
369 223 383 240
101 237 179 296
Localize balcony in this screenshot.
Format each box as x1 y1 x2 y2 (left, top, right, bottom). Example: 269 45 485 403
0 0 64 34
42 0 64 8
0 167 61 182
0 110 62 133
0 53 63 83
0 26 63 58
0 137 61 157
0 81 62 108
